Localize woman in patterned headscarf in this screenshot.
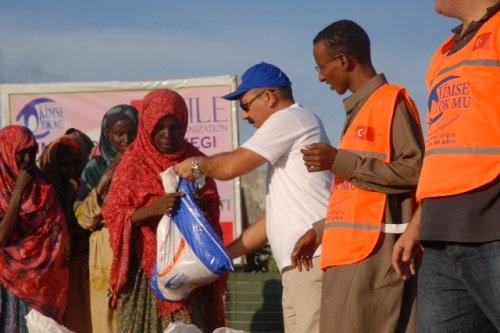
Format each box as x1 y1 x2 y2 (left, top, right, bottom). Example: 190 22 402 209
75 105 138 333
103 90 226 333
39 134 91 333
0 125 69 331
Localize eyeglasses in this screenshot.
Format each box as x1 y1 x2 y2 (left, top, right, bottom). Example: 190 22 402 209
239 90 267 112
314 54 343 73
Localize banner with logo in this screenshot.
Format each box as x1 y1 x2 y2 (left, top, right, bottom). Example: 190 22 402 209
0 76 241 245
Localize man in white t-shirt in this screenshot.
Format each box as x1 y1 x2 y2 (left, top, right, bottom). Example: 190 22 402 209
174 62 331 333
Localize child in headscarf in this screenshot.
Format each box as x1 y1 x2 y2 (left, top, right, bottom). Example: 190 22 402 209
0 125 69 330
75 105 139 333
103 90 227 333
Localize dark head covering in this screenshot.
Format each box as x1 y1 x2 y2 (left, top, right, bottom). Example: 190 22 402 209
79 105 139 194
38 135 82 200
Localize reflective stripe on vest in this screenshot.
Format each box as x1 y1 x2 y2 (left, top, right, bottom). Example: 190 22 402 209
417 11 500 201
321 84 421 269
425 147 500 157
324 221 409 233
433 59 500 78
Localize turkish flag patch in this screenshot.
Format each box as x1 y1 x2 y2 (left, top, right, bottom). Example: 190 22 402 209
473 32 492 51
355 126 375 141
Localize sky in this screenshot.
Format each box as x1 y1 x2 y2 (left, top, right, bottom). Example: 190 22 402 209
0 1 459 144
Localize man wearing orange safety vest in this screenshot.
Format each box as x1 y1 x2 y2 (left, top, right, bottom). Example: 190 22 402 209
291 20 424 333
393 0 500 331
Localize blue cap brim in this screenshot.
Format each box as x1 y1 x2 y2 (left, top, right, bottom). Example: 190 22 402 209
222 87 249 100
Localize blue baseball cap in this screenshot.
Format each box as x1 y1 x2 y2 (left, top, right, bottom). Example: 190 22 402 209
223 62 292 100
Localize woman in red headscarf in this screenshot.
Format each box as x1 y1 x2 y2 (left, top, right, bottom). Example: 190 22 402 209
0 125 69 331
103 89 226 333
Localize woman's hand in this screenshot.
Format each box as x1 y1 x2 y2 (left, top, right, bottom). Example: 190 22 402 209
13 169 34 196
152 192 184 216
0 170 34 246
131 192 184 226
95 167 115 205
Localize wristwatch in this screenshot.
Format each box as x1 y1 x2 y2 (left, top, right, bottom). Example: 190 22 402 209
191 157 204 178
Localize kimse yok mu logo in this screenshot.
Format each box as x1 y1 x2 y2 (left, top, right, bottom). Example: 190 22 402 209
15 98 65 140
427 75 471 126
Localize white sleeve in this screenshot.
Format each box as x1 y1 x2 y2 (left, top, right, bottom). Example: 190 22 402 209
241 110 304 165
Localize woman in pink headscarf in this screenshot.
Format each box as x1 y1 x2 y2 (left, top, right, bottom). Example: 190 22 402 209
0 125 69 331
103 89 226 333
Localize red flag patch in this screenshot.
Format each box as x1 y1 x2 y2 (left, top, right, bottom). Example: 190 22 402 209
473 32 492 51
355 126 375 141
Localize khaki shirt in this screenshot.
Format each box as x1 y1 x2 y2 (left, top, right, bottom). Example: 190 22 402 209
314 74 424 237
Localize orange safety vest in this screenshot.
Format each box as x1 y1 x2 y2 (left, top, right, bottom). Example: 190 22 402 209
417 12 500 201
321 84 421 269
